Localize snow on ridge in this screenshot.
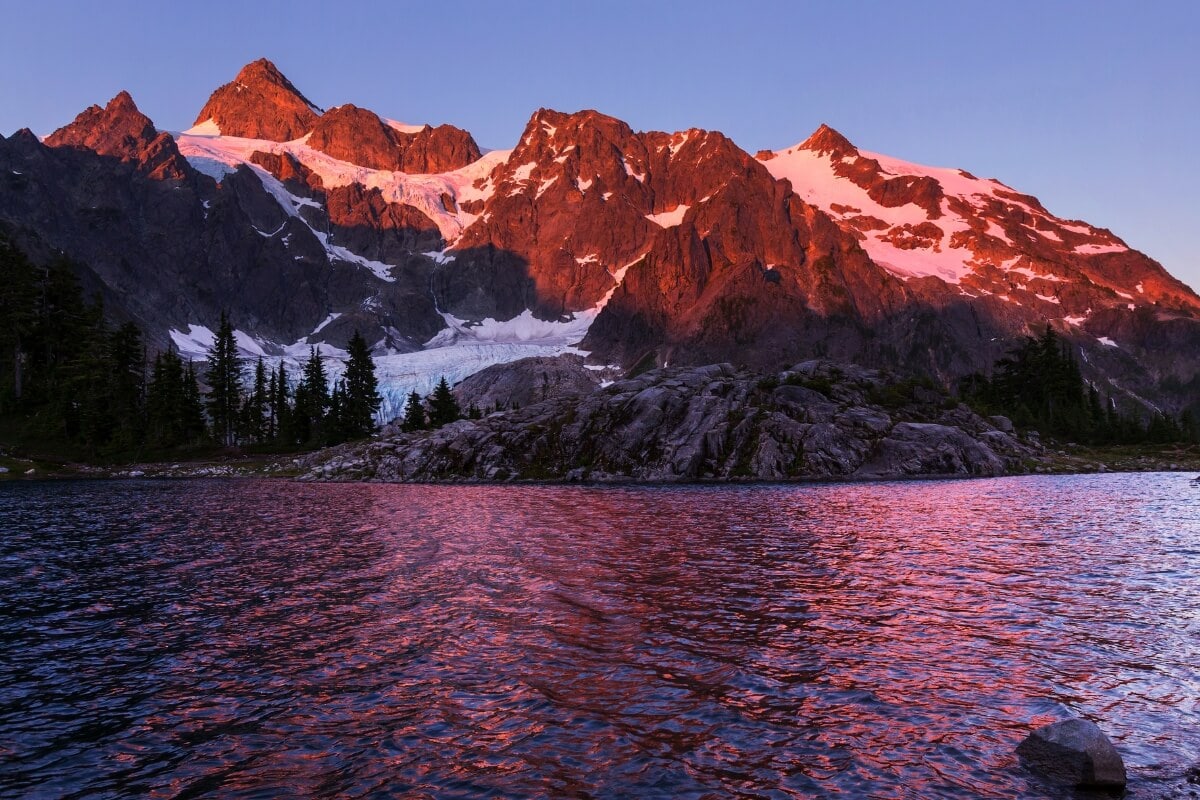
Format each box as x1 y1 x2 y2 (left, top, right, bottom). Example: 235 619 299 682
385 119 426 134
760 139 1134 288
1074 242 1128 255
175 129 512 242
182 119 221 137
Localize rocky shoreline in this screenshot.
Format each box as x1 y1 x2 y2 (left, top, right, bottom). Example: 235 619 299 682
5 359 1200 485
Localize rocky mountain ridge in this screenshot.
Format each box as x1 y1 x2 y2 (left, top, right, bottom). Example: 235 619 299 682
1 58 1197 418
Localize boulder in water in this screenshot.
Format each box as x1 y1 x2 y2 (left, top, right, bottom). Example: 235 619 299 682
1016 718 1126 791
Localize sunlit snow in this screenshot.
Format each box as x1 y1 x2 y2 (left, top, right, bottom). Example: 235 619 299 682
645 205 690 228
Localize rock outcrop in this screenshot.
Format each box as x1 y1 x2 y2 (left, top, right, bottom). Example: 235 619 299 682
44 91 191 181
451 354 604 412
300 360 1038 482
1016 718 1127 791
306 104 481 173
193 58 321 141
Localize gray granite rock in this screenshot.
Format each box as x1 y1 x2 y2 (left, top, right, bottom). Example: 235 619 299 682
301 360 1043 482
1017 718 1126 791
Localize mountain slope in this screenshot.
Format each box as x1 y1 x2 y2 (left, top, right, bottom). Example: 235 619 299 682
1 58 1197 418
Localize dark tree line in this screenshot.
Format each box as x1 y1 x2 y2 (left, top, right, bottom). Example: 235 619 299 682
1 233 382 459
399 376 482 432
960 326 1198 445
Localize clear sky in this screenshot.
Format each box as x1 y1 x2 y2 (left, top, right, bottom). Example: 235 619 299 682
2 0 1197 290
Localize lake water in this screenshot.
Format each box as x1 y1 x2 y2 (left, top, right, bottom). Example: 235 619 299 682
1 475 1198 798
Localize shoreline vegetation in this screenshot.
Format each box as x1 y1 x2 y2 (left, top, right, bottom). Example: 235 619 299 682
3 236 1197 483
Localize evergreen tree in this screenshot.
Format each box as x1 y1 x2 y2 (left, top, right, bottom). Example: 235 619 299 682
239 357 269 444
106 322 146 451
401 390 426 432
294 347 329 443
147 350 186 448
325 379 350 445
427 376 461 428
342 330 381 438
0 234 39 411
182 361 207 444
205 312 242 446
271 362 293 444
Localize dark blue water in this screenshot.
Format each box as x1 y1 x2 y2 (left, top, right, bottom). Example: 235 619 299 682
1 475 1197 798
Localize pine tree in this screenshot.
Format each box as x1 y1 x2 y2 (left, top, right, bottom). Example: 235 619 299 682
427 376 461 428
294 347 329 443
239 357 269 444
272 362 293 444
106 322 146 452
325 379 350 445
182 361 207 444
147 350 186 447
0 233 39 411
205 312 242 446
401 390 426 432
342 330 381 438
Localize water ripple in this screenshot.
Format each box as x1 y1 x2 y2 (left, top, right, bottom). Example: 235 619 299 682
1 474 1197 798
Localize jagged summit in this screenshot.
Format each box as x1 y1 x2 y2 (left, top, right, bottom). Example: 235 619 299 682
6 61 1200 419
193 58 322 141
798 123 857 158
306 103 480 173
45 91 190 180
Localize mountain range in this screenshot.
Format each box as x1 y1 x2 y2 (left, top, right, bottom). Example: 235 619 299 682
1 58 1196 418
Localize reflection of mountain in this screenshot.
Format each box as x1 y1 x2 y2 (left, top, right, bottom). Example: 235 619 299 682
1 58 1197 415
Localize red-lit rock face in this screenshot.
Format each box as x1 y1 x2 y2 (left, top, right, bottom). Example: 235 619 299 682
193 58 321 141
45 91 191 181
306 104 481 173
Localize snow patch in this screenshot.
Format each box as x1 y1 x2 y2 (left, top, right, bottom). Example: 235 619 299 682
311 313 342 336
1098 336 1118 348
1075 242 1128 255
536 175 558 198
176 128 511 242
183 119 221 136
645 205 690 228
169 324 216 360
385 119 426 134
423 249 456 265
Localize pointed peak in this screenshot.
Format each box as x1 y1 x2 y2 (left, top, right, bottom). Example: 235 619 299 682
193 58 321 141
517 107 634 148
108 90 138 111
799 123 857 158
46 91 156 150
43 92 189 180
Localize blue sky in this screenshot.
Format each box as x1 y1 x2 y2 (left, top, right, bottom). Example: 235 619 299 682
2 0 1196 289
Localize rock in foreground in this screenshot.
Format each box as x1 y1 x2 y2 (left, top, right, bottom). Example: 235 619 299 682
302 360 1040 483
1017 718 1127 791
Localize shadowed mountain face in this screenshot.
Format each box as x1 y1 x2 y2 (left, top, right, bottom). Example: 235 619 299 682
1 58 1198 413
